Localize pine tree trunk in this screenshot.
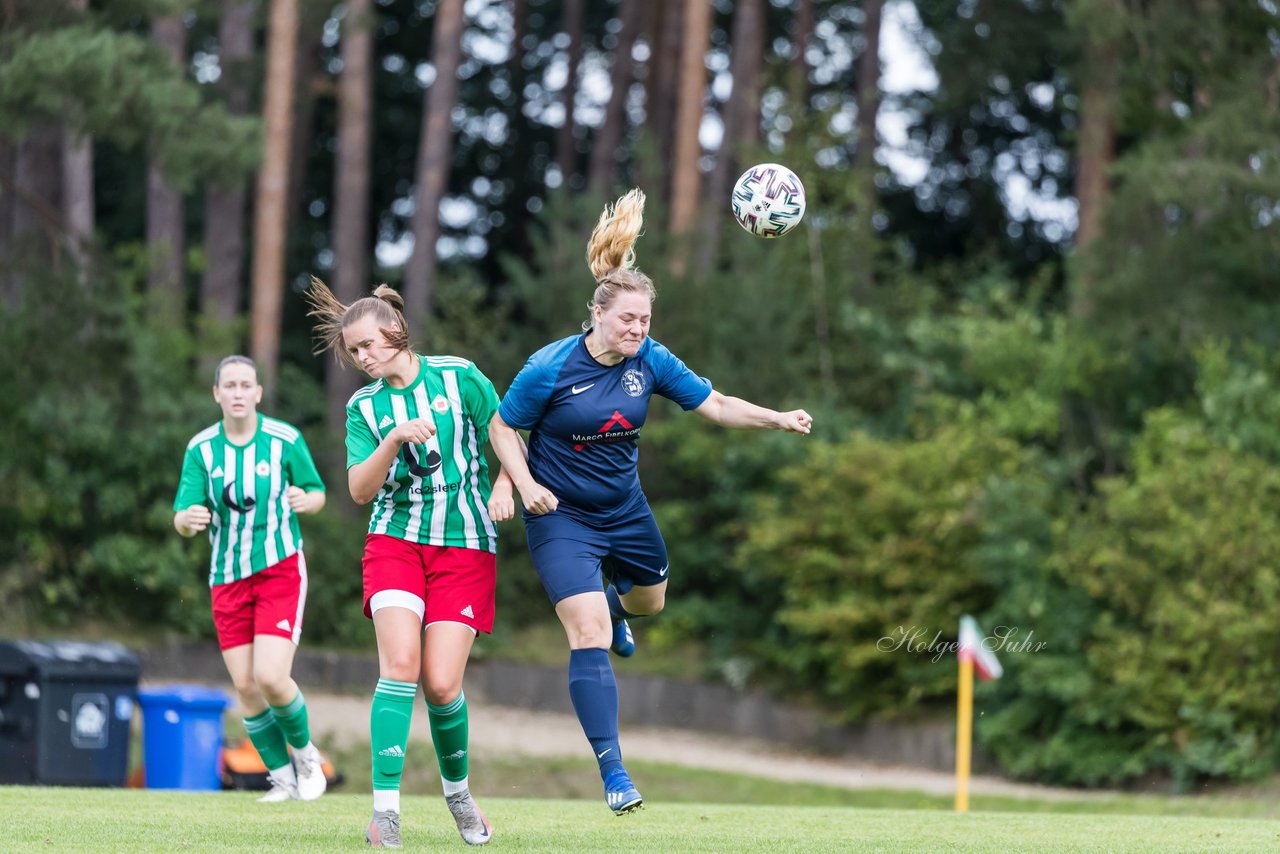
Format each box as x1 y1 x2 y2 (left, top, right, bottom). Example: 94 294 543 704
555 0 585 188
62 0 92 269
641 0 684 204
852 0 882 293
4 127 63 303
668 0 712 239
250 0 300 395
698 0 764 272
201 0 254 330
61 128 93 267
403 0 465 331
147 13 187 324
790 0 813 113
587 0 643 197
328 0 375 475
0 138 13 306
1071 0 1121 319
501 0 531 260
286 4 328 226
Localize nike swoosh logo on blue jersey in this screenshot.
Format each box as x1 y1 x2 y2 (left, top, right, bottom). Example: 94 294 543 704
571 383 595 394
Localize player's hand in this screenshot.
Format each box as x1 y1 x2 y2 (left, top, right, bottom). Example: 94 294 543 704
488 482 516 523
286 485 315 513
178 505 212 535
519 482 559 516
776 409 813 435
389 417 436 446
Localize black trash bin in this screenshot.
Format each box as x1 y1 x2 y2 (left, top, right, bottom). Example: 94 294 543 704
0 639 140 786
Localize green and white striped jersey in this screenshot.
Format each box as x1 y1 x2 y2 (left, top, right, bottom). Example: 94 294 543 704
174 415 325 587
346 354 500 552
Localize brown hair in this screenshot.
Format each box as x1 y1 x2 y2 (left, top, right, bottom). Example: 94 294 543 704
584 188 656 331
213 355 257 386
305 276 412 368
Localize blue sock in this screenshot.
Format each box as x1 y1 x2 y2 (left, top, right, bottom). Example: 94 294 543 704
567 648 624 780
605 585 636 622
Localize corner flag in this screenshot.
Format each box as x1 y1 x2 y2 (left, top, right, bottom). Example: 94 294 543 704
955 615 1001 813
958 615 1003 680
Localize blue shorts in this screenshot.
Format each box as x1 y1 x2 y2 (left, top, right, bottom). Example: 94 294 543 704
524 506 670 604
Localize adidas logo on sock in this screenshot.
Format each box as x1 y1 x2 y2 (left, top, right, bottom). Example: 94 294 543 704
377 745 405 758
460 605 474 618
444 749 466 760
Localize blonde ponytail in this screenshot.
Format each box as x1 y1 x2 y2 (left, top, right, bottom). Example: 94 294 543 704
586 188 646 279
583 189 656 330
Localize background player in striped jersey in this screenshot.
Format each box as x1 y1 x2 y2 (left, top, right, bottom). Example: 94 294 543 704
487 189 812 816
307 280 512 849
173 355 329 803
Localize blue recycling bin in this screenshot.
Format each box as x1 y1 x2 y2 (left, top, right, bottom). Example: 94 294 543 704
137 685 230 790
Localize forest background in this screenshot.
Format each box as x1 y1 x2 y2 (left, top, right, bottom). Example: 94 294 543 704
2 0 1279 792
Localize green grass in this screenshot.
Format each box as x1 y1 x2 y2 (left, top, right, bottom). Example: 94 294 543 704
4 787 1280 852
298 737 1280 820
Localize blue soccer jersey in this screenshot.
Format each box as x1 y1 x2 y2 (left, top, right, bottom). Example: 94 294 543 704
499 333 712 519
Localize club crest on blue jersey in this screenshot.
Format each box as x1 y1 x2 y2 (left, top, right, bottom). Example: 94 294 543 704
621 369 646 397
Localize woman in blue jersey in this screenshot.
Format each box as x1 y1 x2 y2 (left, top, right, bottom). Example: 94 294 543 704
308 280 512 849
488 189 813 815
173 355 329 804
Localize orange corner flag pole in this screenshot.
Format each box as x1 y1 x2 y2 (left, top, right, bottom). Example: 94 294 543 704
955 654 974 812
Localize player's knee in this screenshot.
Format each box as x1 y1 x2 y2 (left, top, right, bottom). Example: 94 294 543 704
622 591 664 616
252 668 293 704
231 675 261 706
565 619 612 649
636 597 664 616
422 677 461 707
379 649 420 683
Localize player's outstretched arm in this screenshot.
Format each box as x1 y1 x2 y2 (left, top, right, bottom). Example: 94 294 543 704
694 390 812 434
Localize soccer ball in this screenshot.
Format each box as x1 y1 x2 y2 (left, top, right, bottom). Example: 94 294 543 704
730 163 806 238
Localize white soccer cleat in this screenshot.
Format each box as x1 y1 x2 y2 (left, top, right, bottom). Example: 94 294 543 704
366 809 402 848
445 789 493 845
293 743 328 801
257 773 299 803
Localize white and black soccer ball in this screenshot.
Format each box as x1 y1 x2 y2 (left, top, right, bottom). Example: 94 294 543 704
730 163 806 238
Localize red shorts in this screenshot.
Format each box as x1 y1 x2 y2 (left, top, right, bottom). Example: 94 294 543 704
210 552 308 650
361 534 497 634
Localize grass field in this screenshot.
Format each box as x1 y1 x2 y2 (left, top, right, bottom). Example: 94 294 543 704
308 740 1280 821
5 787 1280 853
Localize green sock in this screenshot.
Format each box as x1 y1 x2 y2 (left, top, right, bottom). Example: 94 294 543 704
243 709 291 772
270 690 311 750
428 691 469 785
371 678 417 791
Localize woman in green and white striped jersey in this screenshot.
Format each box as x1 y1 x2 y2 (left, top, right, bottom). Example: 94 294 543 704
308 279 514 848
173 355 329 803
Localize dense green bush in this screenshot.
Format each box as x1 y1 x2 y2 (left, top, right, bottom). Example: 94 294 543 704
0 268 211 630
731 408 1057 719
983 407 1280 790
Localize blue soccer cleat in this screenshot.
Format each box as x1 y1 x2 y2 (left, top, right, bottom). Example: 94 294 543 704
603 767 643 815
610 619 635 658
